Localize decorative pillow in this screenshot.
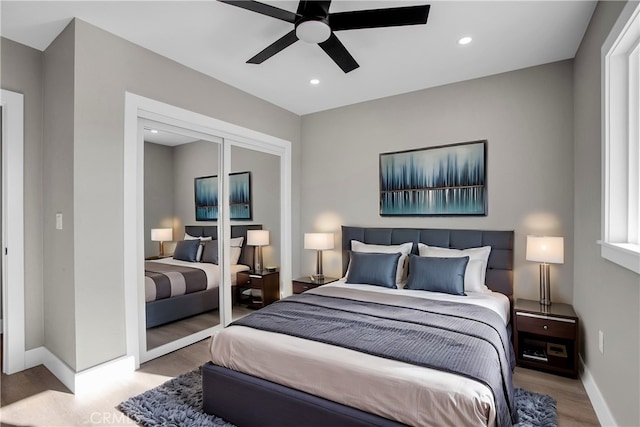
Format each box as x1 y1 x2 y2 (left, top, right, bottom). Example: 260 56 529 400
350 240 413 284
230 236 244 247
201 240 218 264
405 255 469 296
200 242 242 265
418 244 491 293
184 233 213 262
230 246 242 265
173 239 201 262
345 251 401 289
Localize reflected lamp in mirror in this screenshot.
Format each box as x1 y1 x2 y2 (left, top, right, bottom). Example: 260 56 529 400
304 232 334 282
247 230 269 272
526 235 564 306
151 228 173 257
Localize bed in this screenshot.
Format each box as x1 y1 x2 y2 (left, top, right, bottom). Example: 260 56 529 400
144 225 260 328
202 226 515 426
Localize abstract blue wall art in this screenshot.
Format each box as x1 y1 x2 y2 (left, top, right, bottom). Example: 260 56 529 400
380 140 487 216
195 172 252 221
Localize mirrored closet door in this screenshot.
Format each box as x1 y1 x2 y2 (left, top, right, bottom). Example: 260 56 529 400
141 121 223 357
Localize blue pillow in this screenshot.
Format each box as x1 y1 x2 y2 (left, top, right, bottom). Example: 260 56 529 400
405 255 469 296
200 240 218 264
173 239 200 262
346 251 401 289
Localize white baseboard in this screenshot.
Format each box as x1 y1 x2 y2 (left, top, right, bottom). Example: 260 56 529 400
580 355 617 426
25 346 135 395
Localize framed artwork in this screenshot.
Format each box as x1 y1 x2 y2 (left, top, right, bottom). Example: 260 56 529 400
379 140 487 216
194 171 252 221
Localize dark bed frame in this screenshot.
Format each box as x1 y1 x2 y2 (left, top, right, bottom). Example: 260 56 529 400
202 226 514 426
145 224 262 328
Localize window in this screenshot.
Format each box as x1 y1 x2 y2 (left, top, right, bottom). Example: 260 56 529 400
601 1 640 275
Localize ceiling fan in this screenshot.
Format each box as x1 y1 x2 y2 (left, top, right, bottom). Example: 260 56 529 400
218 1 431 73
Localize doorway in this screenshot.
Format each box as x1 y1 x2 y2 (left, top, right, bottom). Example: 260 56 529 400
1 89 25 375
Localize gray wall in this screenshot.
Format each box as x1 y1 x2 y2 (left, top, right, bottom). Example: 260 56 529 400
573 1 639 425
42 22 77 368
172 140 219 240
144 142 175 257
300 60 575 303
0 38 45 350
70 19 300 371
231 145 281 268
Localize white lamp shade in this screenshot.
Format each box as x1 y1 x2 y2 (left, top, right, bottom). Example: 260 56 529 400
247 230 269 246
304 233 334 250
526 236 564 264
151 228 173 242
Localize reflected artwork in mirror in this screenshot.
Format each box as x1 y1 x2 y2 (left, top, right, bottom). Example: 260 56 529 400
195 171 252 221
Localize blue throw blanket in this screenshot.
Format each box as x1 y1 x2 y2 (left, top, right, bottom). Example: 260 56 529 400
232 288 517 427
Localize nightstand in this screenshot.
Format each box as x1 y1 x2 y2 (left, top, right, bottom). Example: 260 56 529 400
513 299 579 378
236 270 280 308
145 255 172 260
292 276 339 294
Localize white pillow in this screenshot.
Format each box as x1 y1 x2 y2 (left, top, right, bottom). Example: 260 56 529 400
230 246 242 265
418 244 491 293
350 240 413 285
184 233 212 262
230 236 244 247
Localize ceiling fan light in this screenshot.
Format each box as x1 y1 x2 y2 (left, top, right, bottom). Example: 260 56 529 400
296 20 331 44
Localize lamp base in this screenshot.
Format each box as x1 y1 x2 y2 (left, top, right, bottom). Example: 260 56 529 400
311 273 325 283
539 263 552 306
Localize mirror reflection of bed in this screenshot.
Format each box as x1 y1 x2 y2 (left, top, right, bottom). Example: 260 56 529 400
144 225 260 350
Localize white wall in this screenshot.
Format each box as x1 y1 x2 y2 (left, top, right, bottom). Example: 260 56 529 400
42 22 77 368
1 38 45 351
144 142 175 257
301 60 575 303
573 1 639 425
172 139 219 238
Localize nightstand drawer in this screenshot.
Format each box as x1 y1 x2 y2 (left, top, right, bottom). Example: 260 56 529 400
517 313 576 339
293 282 317 294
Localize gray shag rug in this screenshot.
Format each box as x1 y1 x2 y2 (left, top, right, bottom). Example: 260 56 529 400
119 367 557 427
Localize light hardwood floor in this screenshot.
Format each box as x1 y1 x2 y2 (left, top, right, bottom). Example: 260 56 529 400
1 338 600 426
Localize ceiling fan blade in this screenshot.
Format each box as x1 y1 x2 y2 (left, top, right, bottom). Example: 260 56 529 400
297 0 331 19
247 30 299 64
329 4 430 31
319 33 359 73
218 0 298 23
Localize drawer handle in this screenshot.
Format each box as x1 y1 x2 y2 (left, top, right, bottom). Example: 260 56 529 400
543 325 548 330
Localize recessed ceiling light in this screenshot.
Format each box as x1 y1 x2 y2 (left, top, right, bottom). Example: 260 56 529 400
458 36 473 45
310 79 320 85
150 129 159 134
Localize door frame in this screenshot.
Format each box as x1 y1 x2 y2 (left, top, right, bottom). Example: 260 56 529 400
1 89 26 374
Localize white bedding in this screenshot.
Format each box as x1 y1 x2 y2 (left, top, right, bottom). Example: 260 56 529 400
209 282 511 426
145 258 249 302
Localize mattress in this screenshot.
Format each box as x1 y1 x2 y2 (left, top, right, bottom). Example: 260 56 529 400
145 259 249 302
209 282 511 427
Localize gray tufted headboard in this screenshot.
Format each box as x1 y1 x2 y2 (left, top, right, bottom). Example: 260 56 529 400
185 224 262 267
342 226 514 299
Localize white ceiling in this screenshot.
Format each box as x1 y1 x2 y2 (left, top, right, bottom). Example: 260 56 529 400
1 1 596 115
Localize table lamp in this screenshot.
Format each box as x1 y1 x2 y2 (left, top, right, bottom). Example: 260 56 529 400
304 232 334 281
526 235 564 306
151 228 173 257
247 229 269 272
